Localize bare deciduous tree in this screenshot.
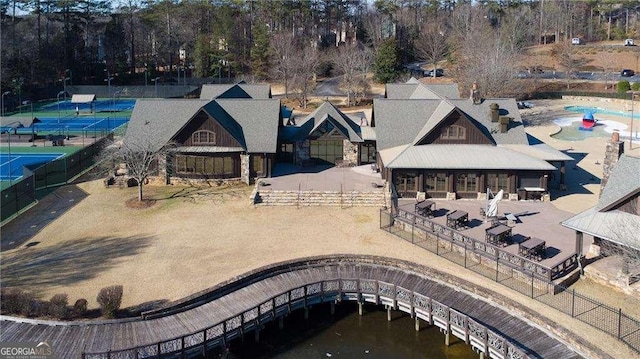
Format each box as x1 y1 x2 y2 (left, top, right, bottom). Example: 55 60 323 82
290 44 319 109
101 134 175 202
552 41 590 89
270 32 297 98
452 8 523 98
332 42 373 107
415 23 449 78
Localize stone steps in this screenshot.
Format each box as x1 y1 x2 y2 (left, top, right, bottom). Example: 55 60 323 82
254 190 386 207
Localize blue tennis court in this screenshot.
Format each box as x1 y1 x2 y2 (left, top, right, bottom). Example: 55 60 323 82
9 117 129 135
0 153 64 181
42 99 136 112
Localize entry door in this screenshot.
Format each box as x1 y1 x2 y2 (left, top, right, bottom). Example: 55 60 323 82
310 139 343 165
396 172 418 198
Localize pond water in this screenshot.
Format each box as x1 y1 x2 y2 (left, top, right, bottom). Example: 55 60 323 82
214 302 478 359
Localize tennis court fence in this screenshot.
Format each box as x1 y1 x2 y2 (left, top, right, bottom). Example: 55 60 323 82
1 136 111 223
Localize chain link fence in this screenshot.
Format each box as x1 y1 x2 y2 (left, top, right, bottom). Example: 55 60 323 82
1 136 110 223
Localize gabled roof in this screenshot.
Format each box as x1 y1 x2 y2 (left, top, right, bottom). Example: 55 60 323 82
200 83 271 100
201 101 247 149
71 94 96 103
372 99 441 150
561 155 640 249
411 101 457 145
380 144 558 170
124 99 210 151
124 98 280 154
385 83 460 100
215 99 281 153
0 116 41 129
597 154 640 211
293 102 363 142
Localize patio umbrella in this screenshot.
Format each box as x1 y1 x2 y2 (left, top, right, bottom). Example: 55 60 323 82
486 189 504 218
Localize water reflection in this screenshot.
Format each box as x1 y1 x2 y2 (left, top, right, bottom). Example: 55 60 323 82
213 302 478 359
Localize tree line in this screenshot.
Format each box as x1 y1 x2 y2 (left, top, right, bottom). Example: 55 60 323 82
1 0 639 103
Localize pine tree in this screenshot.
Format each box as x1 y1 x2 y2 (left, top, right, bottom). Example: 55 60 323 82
374 38 400 83
251 22 271 81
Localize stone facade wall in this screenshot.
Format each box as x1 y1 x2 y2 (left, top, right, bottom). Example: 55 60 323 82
343 140 359 166
241 154 250 184
600 138 624 194
294 140 310 166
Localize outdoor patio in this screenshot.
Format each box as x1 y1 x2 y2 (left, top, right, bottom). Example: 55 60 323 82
262 163 385 192
396 198 587 269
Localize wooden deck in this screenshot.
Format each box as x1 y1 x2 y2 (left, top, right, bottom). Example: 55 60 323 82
0 256 580 359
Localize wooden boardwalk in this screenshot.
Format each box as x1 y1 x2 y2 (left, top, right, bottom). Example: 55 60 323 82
0 256 580 358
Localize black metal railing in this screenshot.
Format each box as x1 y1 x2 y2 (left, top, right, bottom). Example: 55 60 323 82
380 209 640 353
82 277 529 359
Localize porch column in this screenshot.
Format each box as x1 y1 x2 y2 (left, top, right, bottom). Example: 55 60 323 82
560 161 566 190
576 231 584 257
240 154 250 185
343 140 358 166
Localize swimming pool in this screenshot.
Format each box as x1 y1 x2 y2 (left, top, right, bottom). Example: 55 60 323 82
564 106 639 119
551 117 635 141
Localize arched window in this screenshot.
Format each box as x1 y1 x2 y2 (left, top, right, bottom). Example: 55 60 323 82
192 130 216 145
440 125 466 140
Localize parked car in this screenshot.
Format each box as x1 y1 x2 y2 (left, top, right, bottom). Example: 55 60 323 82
528 66 544 74
621 69 635 77
424 68 444 77
571 37 584 45
625 38 635 46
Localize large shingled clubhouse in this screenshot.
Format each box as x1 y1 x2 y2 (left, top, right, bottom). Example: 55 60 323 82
124 79 572 201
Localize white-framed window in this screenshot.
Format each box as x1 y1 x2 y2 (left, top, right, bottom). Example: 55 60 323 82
192 130 216 145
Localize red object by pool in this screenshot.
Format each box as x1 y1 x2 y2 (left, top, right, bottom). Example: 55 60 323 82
582 112 596 130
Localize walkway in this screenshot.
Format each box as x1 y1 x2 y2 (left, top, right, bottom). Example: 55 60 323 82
265 163 384 192
1 256 580 358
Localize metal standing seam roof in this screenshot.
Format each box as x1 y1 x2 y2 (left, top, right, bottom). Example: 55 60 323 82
561 208 640 250
499 143 574 162
562 155 640 249
71 94 96 103
383 144 558 170
360 126 376 141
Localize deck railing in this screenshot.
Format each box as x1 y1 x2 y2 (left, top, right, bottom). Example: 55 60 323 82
393 207 578 281
82 277 529 359
381 209 640 353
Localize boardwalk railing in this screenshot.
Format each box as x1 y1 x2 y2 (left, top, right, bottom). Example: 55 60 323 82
381 209 640 353
82 278 529 359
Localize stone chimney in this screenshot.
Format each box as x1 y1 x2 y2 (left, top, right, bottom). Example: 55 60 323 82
499 116 511 133
490 103 499 122
471 82 481 104
600 130 624 195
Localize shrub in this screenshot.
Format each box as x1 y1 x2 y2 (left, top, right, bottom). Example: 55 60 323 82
97 285 123 319
632 82 640 91
617 80 631 93
49 294 69 319
73 298 88 317
1 288 37 316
